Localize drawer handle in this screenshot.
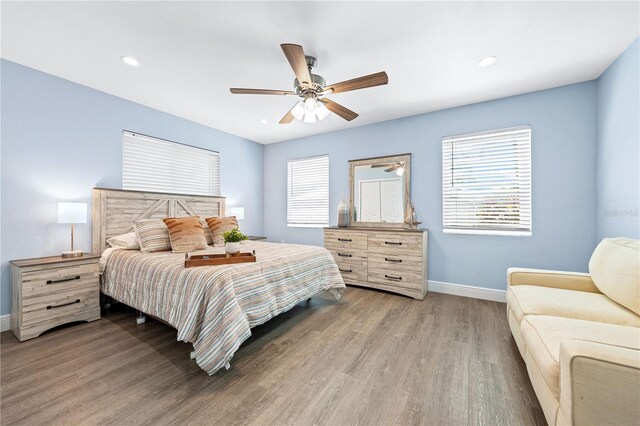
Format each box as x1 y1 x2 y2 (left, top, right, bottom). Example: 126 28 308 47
338 253 352 258
384 241 403 246
385 258 402 263
385 274 403 281
46 276 81 285
47 299 80 310
338 238 352 242
339 268 353 273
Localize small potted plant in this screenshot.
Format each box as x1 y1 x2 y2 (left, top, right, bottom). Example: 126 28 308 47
223 227 247 254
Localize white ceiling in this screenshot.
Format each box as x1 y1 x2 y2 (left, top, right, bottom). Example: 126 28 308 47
2 1 638 144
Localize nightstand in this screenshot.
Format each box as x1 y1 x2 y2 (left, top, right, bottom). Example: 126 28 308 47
247 236 267 241
10 254 101 341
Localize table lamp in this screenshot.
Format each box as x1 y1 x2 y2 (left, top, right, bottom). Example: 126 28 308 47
229 207 245 220
58 202 87 258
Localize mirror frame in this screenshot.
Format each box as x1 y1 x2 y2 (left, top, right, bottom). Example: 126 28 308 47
349 153 412 229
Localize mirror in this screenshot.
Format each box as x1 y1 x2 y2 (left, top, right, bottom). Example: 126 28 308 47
349 153 411 228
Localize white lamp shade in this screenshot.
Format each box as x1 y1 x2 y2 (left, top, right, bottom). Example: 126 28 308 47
315 102 330 120
57 202 87 224
291 101 305 120
229 207 245 220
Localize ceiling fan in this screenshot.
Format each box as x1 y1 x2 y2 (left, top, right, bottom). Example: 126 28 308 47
372 162 405 175
230 43 388 124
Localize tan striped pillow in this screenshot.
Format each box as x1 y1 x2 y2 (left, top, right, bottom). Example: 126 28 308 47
132 219 172 253
205 216 238 247
200 219 214 245
163 217 208 253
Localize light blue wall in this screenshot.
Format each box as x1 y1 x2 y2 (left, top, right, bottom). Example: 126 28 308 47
596 38 640 240
264 82 599 291
0 59 264 315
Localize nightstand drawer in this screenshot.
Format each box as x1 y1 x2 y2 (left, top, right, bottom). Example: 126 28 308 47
21 263 99 299
22 288 99 326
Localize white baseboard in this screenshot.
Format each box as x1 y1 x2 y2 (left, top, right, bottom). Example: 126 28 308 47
0 314 10 332
428 280 506 303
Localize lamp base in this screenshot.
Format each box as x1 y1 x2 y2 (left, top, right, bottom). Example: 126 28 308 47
61 250 83 259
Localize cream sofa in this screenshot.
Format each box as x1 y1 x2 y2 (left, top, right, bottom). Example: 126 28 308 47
507 237 640 426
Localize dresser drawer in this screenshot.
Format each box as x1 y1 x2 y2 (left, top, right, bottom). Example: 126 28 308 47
328 248 367 264
367 232 423 255
367 268 423 291
21 263 99 299
324 230 367 251
22 288 99 326
336 264 367 284
367 252 424 273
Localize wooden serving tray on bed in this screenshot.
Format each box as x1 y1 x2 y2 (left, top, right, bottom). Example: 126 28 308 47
184 251 256 268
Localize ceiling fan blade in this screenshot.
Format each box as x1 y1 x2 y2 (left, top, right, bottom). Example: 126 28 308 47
323 71 388 94
372 163 394 168
230 88 295 95
320 98 358 121
385 165 401 173
281 43 312 88
279 105 297 124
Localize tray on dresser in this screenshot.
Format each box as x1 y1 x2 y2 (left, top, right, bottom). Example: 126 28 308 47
184 251 256 268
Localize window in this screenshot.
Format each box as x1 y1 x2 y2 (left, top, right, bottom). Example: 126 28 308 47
122 131 220 196
287 155 329 227
442 126 531 236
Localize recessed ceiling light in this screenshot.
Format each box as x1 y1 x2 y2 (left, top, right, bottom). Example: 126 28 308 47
260 119 268 124
121 56 140 67
477 56 497 68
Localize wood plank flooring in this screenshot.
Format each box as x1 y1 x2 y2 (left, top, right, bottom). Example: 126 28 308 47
1 288 545 425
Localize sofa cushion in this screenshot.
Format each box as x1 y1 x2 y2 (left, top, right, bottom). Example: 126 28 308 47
507 285 640 327
589 237 640 315
520 315 640 399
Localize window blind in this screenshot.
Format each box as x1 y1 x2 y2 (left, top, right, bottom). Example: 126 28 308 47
442 126 532 236
287 155 329 227
122 131 220 196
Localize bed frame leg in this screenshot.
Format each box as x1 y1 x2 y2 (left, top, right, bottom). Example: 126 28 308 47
136 310 146 325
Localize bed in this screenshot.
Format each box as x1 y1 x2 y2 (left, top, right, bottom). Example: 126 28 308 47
93 188 345 375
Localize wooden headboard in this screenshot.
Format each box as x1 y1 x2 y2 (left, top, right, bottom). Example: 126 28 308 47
92 188 226 253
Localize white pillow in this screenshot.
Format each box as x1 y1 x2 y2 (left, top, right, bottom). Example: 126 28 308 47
107 232 140 250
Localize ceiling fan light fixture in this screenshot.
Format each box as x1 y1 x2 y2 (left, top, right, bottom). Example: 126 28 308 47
303 109 317 123
304 97 317 111
291 101 305 120
395 167 405 176
315 102 330 120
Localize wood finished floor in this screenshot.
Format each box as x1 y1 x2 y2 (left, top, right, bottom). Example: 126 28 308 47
1 288 545 426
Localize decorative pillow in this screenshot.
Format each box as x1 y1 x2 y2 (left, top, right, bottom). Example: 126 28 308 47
200 219 214 245
132 219 172 253
589 237 640 315
107 232 140 250
163 217 208 253
205 216 238 247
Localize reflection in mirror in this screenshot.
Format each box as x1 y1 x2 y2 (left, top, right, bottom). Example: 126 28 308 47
353 163 405 223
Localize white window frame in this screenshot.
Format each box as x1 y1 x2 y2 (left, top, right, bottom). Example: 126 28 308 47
122 131 220 196
287 155 330 228
442 125 532 236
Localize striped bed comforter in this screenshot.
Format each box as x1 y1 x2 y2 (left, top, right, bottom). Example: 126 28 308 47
101 241 345 375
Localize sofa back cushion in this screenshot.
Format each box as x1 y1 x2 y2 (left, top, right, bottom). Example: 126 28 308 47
589 238 640 315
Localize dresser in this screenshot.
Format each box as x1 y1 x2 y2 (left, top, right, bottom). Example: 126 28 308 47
10 254 101 341
324 227 428 300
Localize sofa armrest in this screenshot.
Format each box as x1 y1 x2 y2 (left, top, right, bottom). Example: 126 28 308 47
558 339 640 426
507 267 600 293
